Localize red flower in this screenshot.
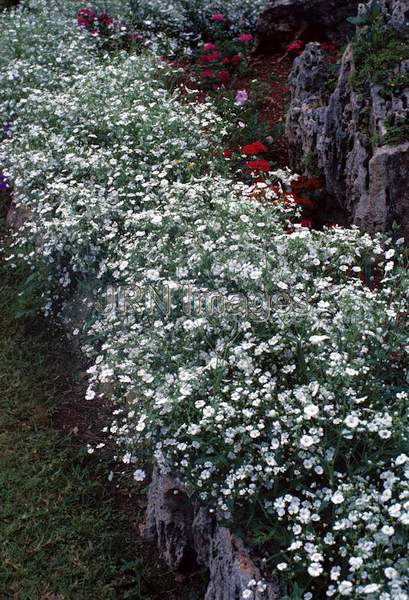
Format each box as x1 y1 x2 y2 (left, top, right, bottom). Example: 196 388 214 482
209 50 221 60
294 195 316 210
301 218 313 228
201 69 215 79
203 42 216 51
291 177 322 193
98 13 113 26
210 13 225 21
320 42 338 54
245 159 271 173
222 57 230 65
219 70 231 85
287 39 305 54
199 51 221 64
241 141 268 156
77 7 97 27
239 33 253 42
223 149 232 158
230 54 241 66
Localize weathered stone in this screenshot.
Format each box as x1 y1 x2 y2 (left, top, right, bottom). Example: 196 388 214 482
255 0 360 52
144 467 195 570
286 0 409 239
204 527 280 600
144 468 280 600
355 142 409 232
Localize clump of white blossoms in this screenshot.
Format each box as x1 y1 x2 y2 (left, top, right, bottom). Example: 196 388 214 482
1 2 408 599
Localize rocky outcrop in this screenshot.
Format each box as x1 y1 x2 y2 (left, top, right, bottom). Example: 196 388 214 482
286 0 409 238
144 467 280 600
255 0 360 52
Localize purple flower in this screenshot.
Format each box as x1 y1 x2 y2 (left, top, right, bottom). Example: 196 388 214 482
234 89 248 106
0 173 10 192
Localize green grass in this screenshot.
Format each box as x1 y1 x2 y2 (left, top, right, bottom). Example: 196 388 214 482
0 193 206 600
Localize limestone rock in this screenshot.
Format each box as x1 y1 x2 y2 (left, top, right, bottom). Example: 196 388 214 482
144 468 280 600
143 467 195 569
255 0 360 52
356 142 409 232
286 0 409 238
204 526 280 600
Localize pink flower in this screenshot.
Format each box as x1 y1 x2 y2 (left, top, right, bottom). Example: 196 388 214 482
234 89 248 106
210 13 225 21
239 33 253 42
203 42 216 51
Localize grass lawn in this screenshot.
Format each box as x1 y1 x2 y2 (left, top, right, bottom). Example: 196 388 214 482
0 193 205 599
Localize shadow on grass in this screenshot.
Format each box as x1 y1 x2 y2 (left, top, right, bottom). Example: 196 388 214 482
0 192 207 600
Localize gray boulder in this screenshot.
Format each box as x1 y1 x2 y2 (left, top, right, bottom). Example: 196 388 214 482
144 467 280 600
286 0 409 238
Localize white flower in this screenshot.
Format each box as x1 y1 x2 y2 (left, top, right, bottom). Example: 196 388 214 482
203 406 215 418
349 557 363 570
388 503 401 517
384 567 398 579
396 454 408 465
362 584 380 594
309 335 329 345
308 563 323 577
249 429 261 438
300 435 315 449
304 404 319 419
344 415 359 429
85 388 96 400
381 525 394 537
277 562 287 571
133 469 146 482
338 581 353 596
331 491 345 505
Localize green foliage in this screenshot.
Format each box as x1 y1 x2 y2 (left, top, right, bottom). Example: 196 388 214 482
381 72 409 98
357 105 371 133
351 7 409 91
347 0 383 28
352 29 409 89
303 151 321 177
383 118 409 145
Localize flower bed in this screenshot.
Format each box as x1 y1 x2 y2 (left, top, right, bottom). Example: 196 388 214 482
1 2 409 599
